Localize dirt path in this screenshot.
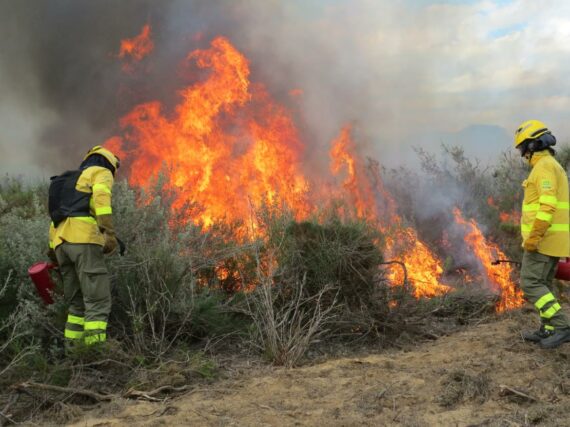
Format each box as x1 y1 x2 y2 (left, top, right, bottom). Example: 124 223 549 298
69 313 570 427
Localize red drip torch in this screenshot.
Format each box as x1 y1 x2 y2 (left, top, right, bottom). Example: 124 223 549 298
27 262 58 305
492 258 570 281
556 258 570 281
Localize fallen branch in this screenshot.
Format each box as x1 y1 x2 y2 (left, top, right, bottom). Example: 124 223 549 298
122 392 162 402
11 381 195 407
499 385 539 402
123 384 191 401
12 382 115 402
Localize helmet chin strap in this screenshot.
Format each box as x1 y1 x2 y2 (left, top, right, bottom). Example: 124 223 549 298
519 139 537 161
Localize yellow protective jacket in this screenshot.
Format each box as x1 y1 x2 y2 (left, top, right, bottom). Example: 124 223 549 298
521 151 570 257
49 166 114 249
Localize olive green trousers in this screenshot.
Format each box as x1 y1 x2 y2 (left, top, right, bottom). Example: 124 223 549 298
520 250 570 330
55 243 111 345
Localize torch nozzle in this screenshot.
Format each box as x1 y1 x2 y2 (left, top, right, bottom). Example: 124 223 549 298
492 259 521 266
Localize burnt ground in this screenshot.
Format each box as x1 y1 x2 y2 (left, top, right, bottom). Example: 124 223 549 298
57 310 570 427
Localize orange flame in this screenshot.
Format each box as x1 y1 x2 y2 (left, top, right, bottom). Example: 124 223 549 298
452 207 524 312
386 229 452 298
329 126 450 298
109 37 310 234
107 35 518 309
488 196 521 224
330 126 383 221
118 24 154 71
499 211 521 224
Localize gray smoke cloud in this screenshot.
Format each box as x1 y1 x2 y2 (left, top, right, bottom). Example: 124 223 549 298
0 1 225 176
0 0 176 176
0 1 332 177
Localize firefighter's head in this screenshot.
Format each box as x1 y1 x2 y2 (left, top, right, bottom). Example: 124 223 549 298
83 146 121 174
514 120 556 159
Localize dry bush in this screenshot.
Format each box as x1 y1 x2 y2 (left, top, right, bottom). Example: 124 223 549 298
240 211 458 363
120 279 195 360
243 210 494 360
430 286 498 320
243 251 338 367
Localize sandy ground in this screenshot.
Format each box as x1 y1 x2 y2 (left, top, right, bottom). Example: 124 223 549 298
68 313 570 427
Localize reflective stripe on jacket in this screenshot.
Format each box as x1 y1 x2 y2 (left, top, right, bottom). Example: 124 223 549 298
49 166 114 249
521 151 570 257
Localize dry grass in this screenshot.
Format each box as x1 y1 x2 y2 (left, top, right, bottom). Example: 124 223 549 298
437 369 491 407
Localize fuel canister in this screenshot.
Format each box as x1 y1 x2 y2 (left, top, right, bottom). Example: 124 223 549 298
28 262 57 304
555 258 570 281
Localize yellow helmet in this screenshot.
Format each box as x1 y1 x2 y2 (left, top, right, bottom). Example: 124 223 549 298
84 145 121 171
513 119 549 148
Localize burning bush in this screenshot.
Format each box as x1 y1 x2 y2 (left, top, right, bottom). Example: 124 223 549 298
4 21 570 425
0 146 529 422
241 215 384 366
106 180 248 359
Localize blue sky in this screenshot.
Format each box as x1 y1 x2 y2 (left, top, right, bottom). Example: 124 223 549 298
488 22 527 38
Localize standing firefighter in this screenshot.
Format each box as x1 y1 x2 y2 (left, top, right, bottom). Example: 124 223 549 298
514 120 570 348
47 146 120 348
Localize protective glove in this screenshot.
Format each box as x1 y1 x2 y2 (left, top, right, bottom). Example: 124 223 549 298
523 218 550 252
103 233 118 255
97 214 117 255
46 247 58 266
97 214 115 235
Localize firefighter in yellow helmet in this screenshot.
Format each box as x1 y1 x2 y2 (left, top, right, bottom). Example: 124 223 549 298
514 120 570 348
47 146 121 348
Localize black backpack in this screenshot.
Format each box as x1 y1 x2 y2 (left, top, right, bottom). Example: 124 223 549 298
48 170 92 227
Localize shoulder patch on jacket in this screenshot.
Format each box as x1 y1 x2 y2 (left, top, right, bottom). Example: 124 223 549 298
541 179 552 190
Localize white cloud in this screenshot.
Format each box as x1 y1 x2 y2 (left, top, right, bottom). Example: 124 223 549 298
235 0 570 151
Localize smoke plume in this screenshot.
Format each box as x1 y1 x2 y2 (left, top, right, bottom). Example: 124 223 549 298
1 0 569 177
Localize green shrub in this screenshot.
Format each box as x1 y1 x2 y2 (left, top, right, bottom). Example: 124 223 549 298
276 218 383 311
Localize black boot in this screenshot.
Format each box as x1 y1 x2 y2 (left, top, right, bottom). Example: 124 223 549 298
521 325 553 342
540 328 570 349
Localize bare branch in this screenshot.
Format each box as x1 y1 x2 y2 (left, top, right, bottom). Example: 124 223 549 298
12 382 115 402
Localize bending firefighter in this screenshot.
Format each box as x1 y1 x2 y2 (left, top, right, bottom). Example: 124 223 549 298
514 120 570 349
47 146 120 347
